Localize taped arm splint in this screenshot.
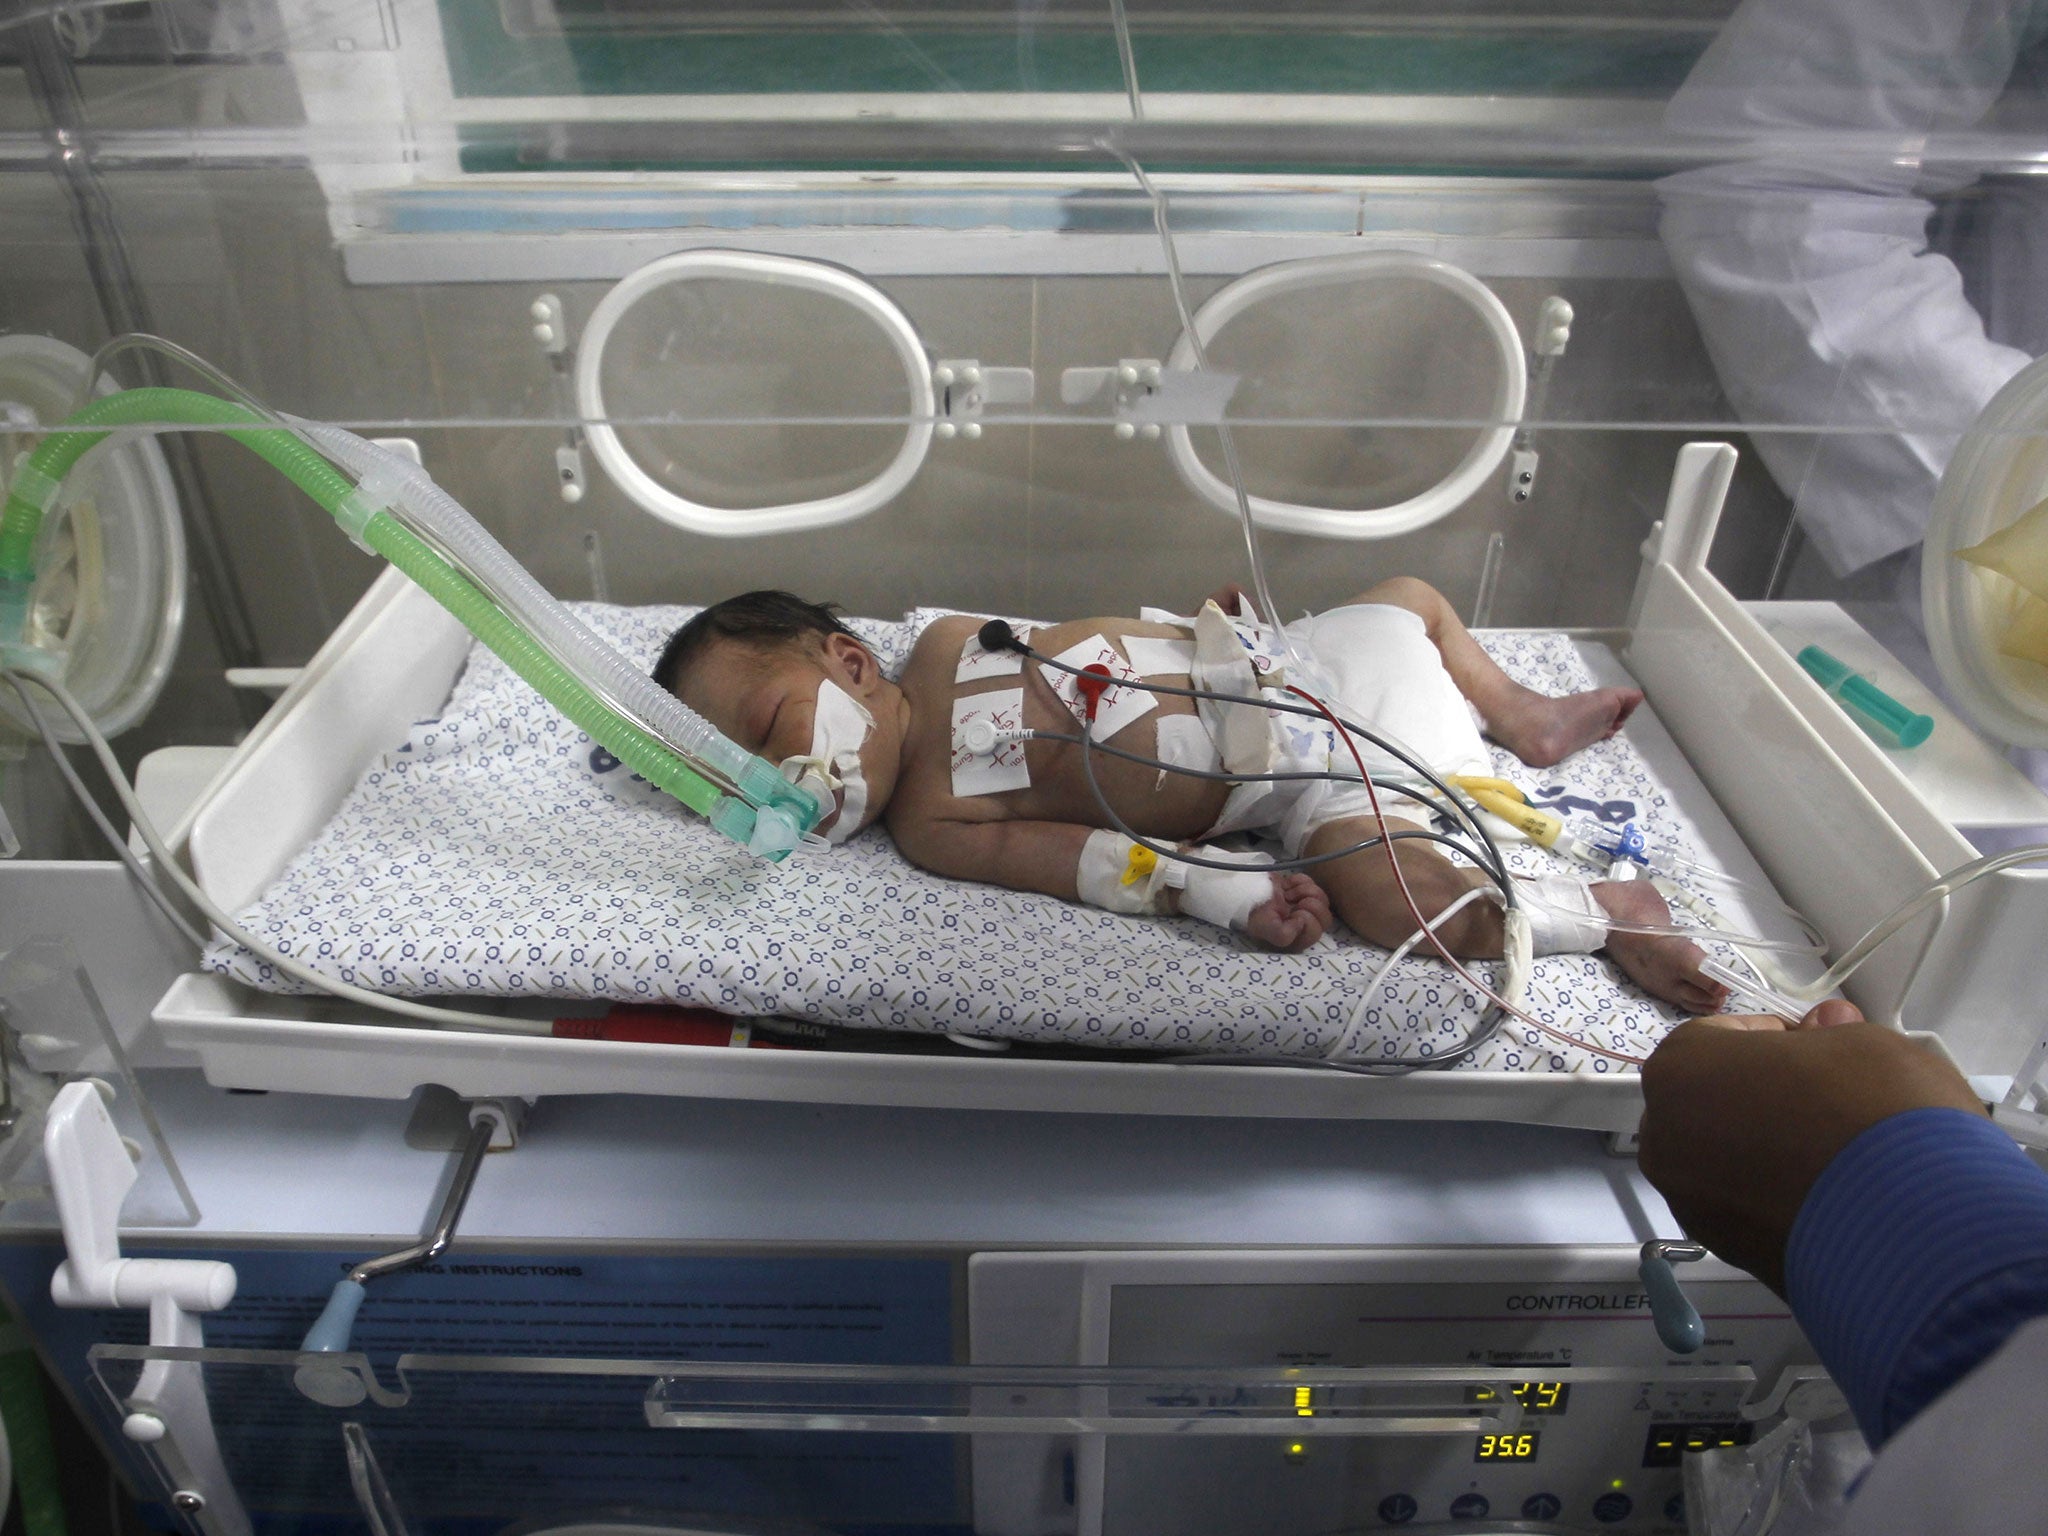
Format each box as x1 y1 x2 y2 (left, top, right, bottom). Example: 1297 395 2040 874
1076 829 1275 933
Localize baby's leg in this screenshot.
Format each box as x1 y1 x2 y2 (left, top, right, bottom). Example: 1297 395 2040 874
1307 812 1506 955
1305 814 1727 1013
1349 576 1641 768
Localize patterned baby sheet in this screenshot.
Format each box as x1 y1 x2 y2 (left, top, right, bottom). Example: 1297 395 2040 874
204 604 1765 1073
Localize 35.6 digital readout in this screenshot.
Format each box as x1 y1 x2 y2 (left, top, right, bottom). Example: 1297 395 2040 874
1467 1382 1571 1415
1474 1432 1541 1462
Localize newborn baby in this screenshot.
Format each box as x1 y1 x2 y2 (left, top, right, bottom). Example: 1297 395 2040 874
655 578 1728 1013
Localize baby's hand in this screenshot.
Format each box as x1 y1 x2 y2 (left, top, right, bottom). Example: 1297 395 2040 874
1244 873 1330 952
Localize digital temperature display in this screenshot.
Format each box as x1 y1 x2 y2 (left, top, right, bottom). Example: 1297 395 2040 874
1468 1382 1571 1415
1474 1431 1541 1462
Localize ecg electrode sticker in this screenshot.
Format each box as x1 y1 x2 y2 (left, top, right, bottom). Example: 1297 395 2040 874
956 627 1030 682
1121 635 1196 678
951 688 1031 798
1040 636 1158 741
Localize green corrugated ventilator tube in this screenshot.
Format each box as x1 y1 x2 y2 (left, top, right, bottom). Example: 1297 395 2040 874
0 388 809 854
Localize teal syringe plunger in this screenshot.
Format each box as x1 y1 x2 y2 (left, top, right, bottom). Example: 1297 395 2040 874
1796 644 1934 750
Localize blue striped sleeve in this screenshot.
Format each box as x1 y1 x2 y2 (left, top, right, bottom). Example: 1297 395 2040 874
1784 1106 2048 1447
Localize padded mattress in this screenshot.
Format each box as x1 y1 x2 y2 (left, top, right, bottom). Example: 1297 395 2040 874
203 604 1784 1072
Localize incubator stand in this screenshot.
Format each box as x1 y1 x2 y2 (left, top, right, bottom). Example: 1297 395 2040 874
6 0 2048 1531
0 1074 1826 1536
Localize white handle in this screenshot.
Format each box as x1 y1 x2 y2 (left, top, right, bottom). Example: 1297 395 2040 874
47 1082 235 1314
46 1082 135 1309
44 1082 247 1535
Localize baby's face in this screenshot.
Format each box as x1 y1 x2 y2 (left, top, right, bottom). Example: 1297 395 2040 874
674 633 900 840
680 638 831 769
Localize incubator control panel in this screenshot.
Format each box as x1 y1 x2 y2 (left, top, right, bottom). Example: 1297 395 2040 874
972 1249 1821 1536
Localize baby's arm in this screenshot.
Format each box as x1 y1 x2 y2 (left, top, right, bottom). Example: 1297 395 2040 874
895 817 1328 952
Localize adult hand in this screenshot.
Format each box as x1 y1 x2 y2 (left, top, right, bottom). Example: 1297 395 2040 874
1637 1002 1987 1293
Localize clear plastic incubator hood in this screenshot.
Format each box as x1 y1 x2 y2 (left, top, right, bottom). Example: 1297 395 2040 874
7 0 2048 1135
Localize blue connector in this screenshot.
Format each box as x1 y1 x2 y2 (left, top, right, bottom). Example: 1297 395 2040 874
1603 820 1650 867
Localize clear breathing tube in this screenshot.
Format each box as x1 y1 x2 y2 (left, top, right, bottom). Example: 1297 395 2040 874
9 356 2037 1054
292 422 771 803
1782 844 2048 1004
3 342 821 858
61 334 777 807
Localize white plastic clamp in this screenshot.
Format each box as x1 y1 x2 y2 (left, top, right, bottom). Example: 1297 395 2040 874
6 456 64 514
332 459 415 552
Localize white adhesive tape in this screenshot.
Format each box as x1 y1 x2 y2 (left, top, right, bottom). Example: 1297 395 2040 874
1178 858 1275 932
1076 830 1163 914
1122 635 1196 677
1518 872 1609 956
1155 712 1221 774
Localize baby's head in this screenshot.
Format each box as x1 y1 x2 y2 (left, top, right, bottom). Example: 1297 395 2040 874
653 591 906 844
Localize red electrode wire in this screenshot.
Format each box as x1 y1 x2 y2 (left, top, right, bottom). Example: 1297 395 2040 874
1076 663 1116 722
1283 684 1648 1067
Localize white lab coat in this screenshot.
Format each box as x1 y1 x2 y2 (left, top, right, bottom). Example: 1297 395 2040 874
1658 0 2047 576
1776 1314 2048 1534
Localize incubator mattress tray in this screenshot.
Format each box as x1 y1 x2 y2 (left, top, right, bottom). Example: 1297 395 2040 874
168 576 1805 1116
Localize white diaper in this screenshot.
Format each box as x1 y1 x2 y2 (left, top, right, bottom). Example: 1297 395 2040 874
1191 602 1492 856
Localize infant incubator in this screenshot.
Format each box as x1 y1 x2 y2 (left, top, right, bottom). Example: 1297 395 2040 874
5 2 2048 1533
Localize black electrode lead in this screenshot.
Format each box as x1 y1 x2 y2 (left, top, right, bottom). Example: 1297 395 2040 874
978 619 1022 655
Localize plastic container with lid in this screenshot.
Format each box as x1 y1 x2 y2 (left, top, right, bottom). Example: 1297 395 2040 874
1925 352 2048 748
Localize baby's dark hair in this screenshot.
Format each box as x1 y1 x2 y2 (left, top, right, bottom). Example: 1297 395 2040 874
652 590 858 694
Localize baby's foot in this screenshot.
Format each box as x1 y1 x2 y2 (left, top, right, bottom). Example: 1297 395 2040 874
1592 879 1729 1014
1492 686 1643 768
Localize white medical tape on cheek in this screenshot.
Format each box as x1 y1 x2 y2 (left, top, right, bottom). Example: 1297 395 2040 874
777 679 874 843
813 680 875 844
1515 872 1609 955
951 688 1031 798
1121 635 1195 678
1076 830 1166 914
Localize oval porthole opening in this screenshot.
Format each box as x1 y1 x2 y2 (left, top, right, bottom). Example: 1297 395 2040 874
575 250 936 538
1163 252 1527 540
